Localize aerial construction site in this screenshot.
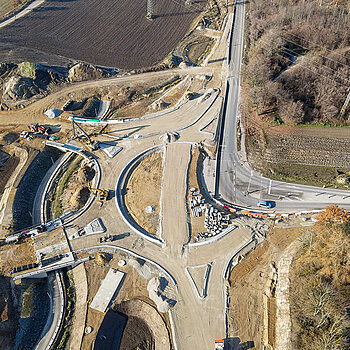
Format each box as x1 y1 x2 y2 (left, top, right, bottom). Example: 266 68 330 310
0 0 349 349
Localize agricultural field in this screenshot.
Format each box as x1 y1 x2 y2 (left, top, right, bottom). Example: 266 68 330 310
0 0 12 19
0 0 206 68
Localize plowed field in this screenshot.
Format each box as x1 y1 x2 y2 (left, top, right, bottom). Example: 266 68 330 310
0 0 205 68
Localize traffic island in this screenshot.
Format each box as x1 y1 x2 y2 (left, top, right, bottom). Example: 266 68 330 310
116 146 165 245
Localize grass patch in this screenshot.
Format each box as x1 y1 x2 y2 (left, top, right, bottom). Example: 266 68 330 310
262 163 350 189
19 61 36 78
185 37 215 65
21 284 34 318
55 271 76 350
297 123 350 129
51 155 82 219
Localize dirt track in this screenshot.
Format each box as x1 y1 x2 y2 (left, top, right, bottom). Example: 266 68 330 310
0 0 205 68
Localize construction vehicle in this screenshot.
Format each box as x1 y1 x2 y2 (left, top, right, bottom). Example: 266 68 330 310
88 188 109 201
99 233 113 243
71 120 99 151
20 131 33 141
214 340 224 350
28 123 51 135
185 91 195 100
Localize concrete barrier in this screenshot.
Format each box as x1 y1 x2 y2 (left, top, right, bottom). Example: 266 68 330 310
44 141 101 225
185 224 237 248
75 245 177 287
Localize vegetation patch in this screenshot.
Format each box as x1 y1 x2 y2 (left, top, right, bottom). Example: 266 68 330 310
54 271 76 350
185 37 215 65
242 0 350 127
290 205 350 349
18 62 36 78
20 284 33 318
50 155 84 219
260 163 350 189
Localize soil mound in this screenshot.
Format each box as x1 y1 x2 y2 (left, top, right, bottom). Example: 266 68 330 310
1 62 64 103
3 75 39 101
115 299 170 350
68 63 110 82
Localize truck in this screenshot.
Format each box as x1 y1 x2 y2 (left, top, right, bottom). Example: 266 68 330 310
215 340 224 350
27 123 51 135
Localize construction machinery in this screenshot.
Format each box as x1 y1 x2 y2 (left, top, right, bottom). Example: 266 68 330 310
185 91 195 100
71 119 99 151
28 123 51 135
88 187 109 201
99 233 113 243
214 340 224 350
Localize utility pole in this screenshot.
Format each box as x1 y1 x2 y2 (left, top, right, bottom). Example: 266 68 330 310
146 0 154 20
339 89 350 119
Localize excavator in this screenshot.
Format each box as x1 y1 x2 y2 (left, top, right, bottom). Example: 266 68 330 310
88 187 109 204
185 91 195 100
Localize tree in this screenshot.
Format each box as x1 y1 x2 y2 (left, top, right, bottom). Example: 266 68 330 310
316 204 350 225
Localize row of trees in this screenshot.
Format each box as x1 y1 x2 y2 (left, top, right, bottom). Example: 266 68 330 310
290 205 350 349
242 0 350 125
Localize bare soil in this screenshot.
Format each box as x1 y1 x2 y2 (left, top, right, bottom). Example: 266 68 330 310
112 77 187 120
0 153 19 196
82 251 171 350
118 315 154 350
227 222 303 349
124 150 163 235
0 0 30 19
0 0 205 68
60 159 94 214
0 238 36 275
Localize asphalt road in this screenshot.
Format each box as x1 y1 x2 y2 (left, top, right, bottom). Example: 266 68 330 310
16 1 350 349
217 0 350 213
32 160 65 350
34 272 62 350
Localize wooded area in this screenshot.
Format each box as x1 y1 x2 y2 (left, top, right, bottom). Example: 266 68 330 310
242 0 350 126
290 205 350 349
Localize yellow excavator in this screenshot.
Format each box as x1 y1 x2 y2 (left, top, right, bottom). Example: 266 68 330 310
185 91 195 100
88 188 109 202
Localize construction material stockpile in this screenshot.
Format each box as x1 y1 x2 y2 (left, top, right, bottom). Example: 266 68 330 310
188 187 231 242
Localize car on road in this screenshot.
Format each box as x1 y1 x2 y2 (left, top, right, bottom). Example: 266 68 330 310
257 200 275 208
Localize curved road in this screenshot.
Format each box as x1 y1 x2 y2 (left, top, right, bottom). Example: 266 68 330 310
13 2 350 350
217 0 350 213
